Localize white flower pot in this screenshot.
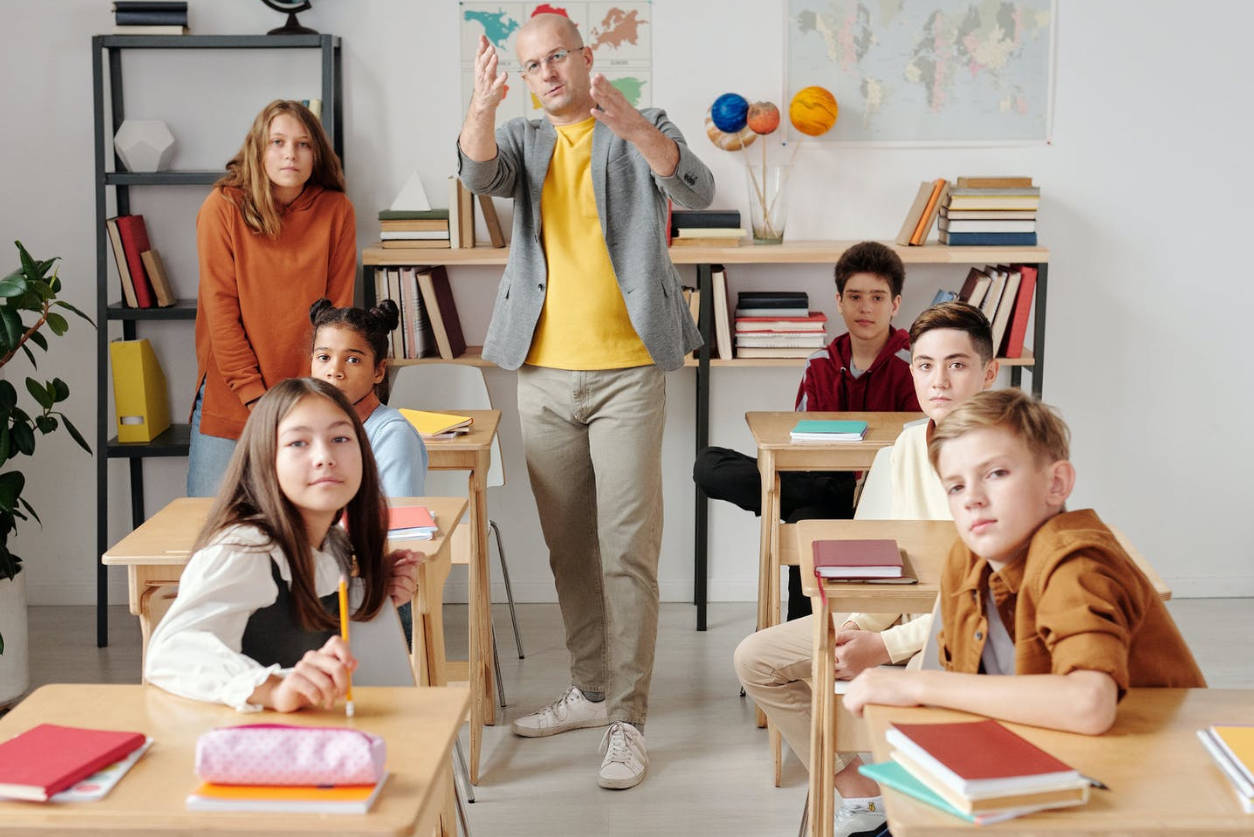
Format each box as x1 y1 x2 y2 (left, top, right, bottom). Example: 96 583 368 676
0 572 30 707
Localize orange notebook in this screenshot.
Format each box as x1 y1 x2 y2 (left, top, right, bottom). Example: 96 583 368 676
0 724 146 801
186 773 388 813
910 178 948 245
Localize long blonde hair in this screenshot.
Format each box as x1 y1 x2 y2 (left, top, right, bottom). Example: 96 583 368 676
194 378 388 630
215 100 345 239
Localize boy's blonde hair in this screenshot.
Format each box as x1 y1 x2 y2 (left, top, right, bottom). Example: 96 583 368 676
928 389 1070 470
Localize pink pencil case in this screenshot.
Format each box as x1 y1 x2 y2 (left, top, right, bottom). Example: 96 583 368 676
195 723 386 785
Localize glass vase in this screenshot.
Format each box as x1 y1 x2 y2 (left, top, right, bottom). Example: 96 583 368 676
744 163 790 245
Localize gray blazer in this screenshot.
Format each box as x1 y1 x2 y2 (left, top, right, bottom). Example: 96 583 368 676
457 109 715 371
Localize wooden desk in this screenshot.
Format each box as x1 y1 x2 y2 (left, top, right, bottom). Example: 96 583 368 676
422 408 500 784
0 683 470 836
746 411 926 637
101 495 467 690
863 689 1254 835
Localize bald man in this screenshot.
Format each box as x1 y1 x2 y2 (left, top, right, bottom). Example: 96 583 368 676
458 13 714 789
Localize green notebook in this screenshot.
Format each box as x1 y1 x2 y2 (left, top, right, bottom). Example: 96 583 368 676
790 419 868 441
378 209 450 221
857 761 974 822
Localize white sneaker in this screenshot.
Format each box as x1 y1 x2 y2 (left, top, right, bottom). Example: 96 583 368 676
597 721 647 789
834 799 887 837
511 686 610 738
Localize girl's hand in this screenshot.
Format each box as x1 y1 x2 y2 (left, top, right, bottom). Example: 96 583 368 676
268 635 357 712
833 629 892 680
386 549 426 607
841 667 922 717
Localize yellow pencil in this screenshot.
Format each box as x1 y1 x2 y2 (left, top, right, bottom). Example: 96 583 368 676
338 574 354 718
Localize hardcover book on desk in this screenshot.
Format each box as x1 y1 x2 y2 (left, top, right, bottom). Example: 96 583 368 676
0 724 146 802
811 538 902 579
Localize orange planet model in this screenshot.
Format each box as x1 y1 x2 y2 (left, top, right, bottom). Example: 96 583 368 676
789 86 838 136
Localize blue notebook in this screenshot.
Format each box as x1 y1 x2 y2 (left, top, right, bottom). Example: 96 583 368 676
858 761 974 822
790 419 868 442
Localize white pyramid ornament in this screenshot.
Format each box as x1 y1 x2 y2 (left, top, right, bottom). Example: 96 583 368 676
389 169 432 211
114 120 176 172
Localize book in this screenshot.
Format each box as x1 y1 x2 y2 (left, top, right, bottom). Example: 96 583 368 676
379 230 451 240
945 195 1041 211
114 10 188 25
670 209 741 231
447 177 462 249
416 266 466 359
892 748 1089 816
113 2 188 10
938 218 1036 233
957 267 991 309
895 181 935 246
940 231 1039 246
735 333 826 348
734 307 810 318
955 176 1035 189
138 250 176 307
112 24 188 33
186 774 389 814
670 237 742 247
1002 264 1036 358
385 268 402 358
455 178 475 248
477 194 506 248
378 209 449 221
735 312 827 333
46 738 153 803
380 239 452 249
989 266 1021 356
1197 726 1254 813
104 217 139 307
859 761 1069 825
979 265 1007 322
940 208 1037 220
387 505 437 540
949 186 1041 196
0 724 146 802
399 267 433 359
711 266 733 360
910 178 948 245
675 227 746 239
930 288 958 305
734 347 815 358
886 719 1081 800
398 408 472 437
811 538 902 579
736 291 809 307
791 419 869 443
114 215 157 308
379 219 449 231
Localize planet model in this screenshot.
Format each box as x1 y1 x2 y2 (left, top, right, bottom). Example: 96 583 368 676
789 86 838 136
705 109 756 151
710 92 749 133
746 101 781 135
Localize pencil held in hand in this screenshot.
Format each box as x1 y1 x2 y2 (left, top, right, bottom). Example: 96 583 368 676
338 574 354 718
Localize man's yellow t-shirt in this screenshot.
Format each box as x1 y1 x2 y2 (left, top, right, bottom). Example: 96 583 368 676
525 117 652 369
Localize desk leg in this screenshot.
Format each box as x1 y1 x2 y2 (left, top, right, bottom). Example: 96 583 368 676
755 450 778 728
413 545 452 688
467 452 495 785
809 601 836 837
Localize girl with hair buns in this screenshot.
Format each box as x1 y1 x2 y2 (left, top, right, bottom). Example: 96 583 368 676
189 100 356 497
309 297 428 498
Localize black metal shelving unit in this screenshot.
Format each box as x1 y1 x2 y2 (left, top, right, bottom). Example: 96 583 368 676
91 33 343 646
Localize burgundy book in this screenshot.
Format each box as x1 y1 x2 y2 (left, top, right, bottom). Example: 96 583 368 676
114 214 157 309
887 719 1079 797
0 723 146 801
1001 264 1037 358
416 266 466 359
812 539 903 578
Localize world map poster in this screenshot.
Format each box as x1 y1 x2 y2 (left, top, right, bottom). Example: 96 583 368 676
787 0 1054 143
461 3 652 123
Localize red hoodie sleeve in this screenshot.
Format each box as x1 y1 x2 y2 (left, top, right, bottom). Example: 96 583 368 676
898 370 921 411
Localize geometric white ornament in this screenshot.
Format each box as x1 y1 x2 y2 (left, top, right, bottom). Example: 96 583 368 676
113 120 176 172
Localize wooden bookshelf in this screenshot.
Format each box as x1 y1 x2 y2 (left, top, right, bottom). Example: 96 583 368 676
362 240 1050 630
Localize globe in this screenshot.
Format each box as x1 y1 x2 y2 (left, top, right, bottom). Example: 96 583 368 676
789 86 838 137
710 93 749 134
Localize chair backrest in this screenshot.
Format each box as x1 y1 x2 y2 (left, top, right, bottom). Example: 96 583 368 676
388 364 504 489
853 446 894 520
350 599 417 687
918 598 944 671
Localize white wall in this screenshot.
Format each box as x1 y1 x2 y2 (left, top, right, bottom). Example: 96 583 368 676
2 0 1250 609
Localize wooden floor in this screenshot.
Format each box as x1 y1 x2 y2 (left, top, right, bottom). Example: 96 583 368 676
19 599 1254 836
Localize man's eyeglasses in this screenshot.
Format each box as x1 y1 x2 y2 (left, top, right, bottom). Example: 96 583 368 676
520 47 579 77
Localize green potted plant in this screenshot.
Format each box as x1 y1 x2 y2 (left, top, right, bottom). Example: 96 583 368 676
0 241 93 706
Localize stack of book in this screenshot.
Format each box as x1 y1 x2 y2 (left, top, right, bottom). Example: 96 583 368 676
378 209 451 250
113 1 188 34
946 264 1038 358
0 723 150 803
386 505 437 541
733 292 822 358
1198 724 1254 813
372 266 466 360
105 214 176 308
670 209 745 247
939 177 1040 246
864 719 1091 824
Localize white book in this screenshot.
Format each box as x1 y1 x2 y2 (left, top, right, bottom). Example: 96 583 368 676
939 219 1037 233
734 307 810 318
990 267 1021 356
380 230 451 240
712 268 732 360
979 266 1007 323
675 227 747 238
735 334 826 348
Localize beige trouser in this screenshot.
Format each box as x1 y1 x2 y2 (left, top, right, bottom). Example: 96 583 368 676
734 614 851 774
517 364 665 727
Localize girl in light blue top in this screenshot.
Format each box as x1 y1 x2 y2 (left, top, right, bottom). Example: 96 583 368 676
309 297 427 498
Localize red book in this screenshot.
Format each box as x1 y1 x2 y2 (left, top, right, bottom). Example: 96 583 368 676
1001 264 1037 358
812 539 902 578
0 723 146 801
388 505 436 531
114 214 157 309
887 719 1078 797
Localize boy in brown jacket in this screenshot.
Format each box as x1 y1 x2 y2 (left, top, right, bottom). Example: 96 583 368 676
843 389 1205 734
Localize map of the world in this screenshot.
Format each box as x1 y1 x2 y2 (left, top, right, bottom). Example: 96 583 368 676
788 0 1054 143
461 3 652 123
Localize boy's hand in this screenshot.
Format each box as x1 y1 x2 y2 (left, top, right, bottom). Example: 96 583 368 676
841 667 922 717
833 628 892 679
269 635 357 712
386 549 426 607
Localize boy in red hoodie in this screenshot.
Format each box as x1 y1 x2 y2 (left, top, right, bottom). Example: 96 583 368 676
693 241 920 619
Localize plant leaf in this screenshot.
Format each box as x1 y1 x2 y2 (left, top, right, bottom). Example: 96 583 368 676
0 270 26 298
0 381 15 411
0 307 21 347
51 377 69 402
16 241 36 279
25 378 52 410
59 413 91 454
46 311 68 336
27 330 47 352
35 415 56 434
0 471 25 512
18 496 41 525
11 421 34 456
19 343 35 368
53 299 95 326
0 426 9 463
